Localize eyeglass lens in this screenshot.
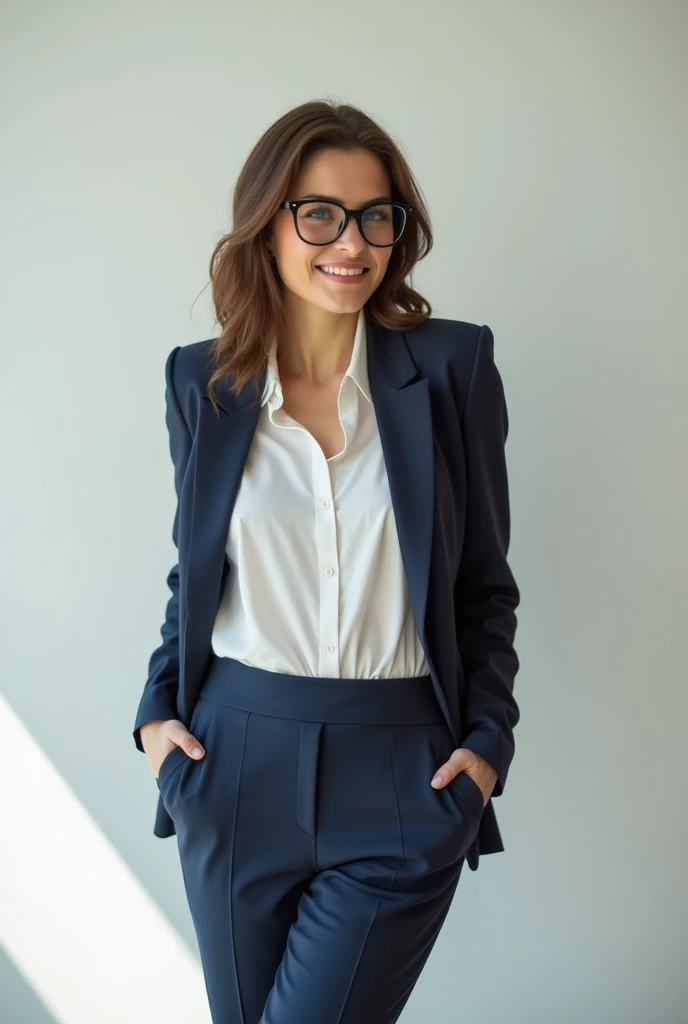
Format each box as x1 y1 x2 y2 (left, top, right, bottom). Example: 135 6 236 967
295 202 406 246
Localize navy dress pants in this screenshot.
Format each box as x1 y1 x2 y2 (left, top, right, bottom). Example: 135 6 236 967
155 656 484 1024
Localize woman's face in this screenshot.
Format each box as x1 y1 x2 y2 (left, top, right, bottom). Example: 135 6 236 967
267 147 395 315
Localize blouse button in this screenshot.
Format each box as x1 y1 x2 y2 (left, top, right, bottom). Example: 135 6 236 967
324 567 335 577
324 644 335 654
319 500 330 509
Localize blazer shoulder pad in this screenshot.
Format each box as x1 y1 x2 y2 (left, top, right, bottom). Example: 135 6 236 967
167 337 216 427
405 315 483 381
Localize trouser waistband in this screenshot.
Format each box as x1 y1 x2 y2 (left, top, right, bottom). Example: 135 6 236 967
199 655 445 726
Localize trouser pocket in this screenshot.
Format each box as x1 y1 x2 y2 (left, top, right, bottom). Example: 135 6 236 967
389 722 482 872
156 744 190 791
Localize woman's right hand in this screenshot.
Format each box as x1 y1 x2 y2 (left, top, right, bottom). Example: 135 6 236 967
139 719 206 778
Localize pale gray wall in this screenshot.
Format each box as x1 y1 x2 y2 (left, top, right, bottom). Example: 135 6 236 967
2 1 686 1022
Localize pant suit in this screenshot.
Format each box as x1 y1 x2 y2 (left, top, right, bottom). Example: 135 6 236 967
133 304 520 1023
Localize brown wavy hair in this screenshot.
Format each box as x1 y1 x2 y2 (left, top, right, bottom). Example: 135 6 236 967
205 99 434 413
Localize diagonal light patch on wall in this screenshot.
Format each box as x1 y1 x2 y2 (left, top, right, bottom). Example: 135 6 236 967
0 944 60 1024
0 695 212 1024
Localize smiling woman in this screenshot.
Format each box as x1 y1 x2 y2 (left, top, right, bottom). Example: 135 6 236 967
202 100 434 409
133 98 520 1024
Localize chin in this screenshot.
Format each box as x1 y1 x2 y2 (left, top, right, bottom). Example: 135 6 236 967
308 293 367 315
324 284 375 306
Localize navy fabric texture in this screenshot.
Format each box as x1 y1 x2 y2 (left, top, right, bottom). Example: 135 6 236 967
157 656 482 1023
134 309 520 873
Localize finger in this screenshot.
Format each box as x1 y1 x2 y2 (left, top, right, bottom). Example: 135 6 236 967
430 751 472 788
165 720 206 759
430 762 459 788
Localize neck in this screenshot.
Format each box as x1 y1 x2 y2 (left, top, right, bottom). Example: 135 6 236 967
278 296 360 386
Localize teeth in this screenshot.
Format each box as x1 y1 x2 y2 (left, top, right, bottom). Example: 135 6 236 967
318 266 365 276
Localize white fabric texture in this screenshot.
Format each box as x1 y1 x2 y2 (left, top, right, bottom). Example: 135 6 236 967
210 306 429 680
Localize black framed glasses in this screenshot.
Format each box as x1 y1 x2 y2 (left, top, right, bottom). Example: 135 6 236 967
279 199 413 247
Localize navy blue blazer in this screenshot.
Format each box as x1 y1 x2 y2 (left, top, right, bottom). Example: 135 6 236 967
133 305 520 872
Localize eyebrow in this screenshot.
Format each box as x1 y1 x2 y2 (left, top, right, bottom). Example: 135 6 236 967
298 193 392 205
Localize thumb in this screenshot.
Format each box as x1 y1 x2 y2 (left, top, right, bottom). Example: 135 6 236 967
167 720 205 759
431 747 474 787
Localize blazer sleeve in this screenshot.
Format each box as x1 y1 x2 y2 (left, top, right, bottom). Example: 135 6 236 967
132 346 192 752
454 324 520 797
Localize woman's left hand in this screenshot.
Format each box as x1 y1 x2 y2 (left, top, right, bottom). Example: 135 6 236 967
430 749 497 807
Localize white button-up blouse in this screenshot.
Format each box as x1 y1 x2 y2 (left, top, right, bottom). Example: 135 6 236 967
210 306 430 680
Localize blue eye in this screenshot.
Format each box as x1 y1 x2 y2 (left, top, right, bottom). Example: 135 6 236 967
302 206 334 220
362 207 391 222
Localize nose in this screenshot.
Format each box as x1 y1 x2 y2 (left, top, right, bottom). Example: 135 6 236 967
334 214 367 251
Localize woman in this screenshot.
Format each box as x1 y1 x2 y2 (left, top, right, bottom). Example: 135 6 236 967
133 99 520 1024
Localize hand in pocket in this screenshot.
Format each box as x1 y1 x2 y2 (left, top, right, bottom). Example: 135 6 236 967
139 718 206 778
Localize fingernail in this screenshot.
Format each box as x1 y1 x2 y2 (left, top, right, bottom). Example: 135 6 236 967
432 776 443 787
192 747 202 757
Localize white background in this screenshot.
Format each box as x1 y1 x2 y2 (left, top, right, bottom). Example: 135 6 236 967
1 1 686 1021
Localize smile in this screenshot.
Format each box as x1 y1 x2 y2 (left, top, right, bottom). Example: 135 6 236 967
316 266 370 283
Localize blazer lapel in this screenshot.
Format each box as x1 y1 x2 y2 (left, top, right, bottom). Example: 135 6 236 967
183 305 436 691
182 370 263 690
364 308 435 651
